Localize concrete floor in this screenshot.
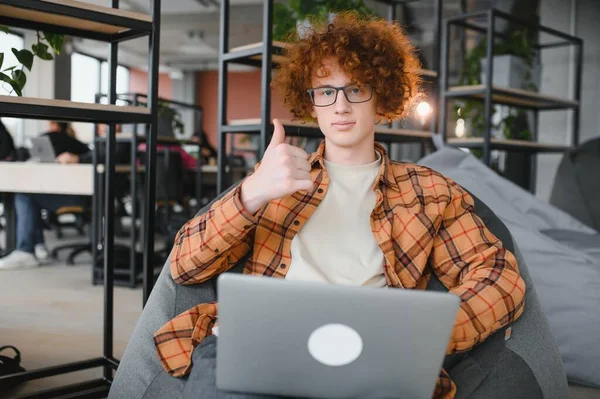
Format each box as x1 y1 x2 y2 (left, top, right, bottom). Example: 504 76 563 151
1 231 599 399
0 237 142 398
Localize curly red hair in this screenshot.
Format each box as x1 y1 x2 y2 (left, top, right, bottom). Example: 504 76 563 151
271 11 422 123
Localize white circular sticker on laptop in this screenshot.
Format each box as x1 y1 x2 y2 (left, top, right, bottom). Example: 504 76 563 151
308 324 363 367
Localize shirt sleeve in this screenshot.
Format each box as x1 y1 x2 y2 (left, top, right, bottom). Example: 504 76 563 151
153 302 218 377
430 180 526 353
170 182 259 285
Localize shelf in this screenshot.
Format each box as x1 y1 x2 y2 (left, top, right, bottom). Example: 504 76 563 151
375 127 432 141
447 137 571 153
225 41 290 65
445 85 579 110
226 41 437 78
224 118 432 142
0 95 151 124
0 0 152 42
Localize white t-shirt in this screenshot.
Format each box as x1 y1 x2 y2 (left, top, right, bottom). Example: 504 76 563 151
286 153 386 287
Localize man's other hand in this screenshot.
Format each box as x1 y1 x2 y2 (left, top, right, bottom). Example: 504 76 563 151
56 152 80 164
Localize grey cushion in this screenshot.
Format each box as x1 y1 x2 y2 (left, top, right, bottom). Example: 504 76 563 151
420 147 600 388
109 186 569 399
439 195 568 399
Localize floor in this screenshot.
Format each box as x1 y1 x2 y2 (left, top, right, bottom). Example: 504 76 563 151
1 231 599 399
0 231 143 398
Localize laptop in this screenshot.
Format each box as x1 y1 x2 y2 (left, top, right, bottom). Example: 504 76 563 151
29 136 56 162
216 274 460 399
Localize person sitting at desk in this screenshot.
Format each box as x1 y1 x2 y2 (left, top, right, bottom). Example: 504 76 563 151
191 129 218 164
0 121 90 270
137 141 198 171
0 120 17 161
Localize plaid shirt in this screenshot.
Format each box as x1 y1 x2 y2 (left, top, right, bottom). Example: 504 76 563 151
154 142 526 399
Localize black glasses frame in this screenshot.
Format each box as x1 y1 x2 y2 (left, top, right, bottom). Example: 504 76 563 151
306 84 373 107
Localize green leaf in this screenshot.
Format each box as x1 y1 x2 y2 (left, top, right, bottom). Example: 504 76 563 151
0 53 3 70
32 42 48 55
0 72 11 84
0 72 22 96
43 32 64 55
32 43 53 60
11 48 33 71
3 65 16 72
12 69 26 89
0 25 8 34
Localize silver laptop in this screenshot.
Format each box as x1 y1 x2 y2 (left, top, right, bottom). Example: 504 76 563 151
29 136 56 162
216 274 460 399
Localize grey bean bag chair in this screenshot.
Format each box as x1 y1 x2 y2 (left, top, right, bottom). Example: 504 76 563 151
109 186 569 399
550 137 600 231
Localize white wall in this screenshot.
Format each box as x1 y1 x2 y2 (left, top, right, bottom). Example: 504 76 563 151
537 0 600 200
171 71 197 138
21 31 55 145
575 0 600 143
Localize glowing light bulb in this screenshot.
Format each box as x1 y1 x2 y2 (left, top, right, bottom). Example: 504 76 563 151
455 118 465 138
416 101 432 126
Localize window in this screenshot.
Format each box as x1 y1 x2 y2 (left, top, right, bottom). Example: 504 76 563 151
70 52 101 103
71 52 130 140
70 52 130 105
0 31 25 143
101 62 130 105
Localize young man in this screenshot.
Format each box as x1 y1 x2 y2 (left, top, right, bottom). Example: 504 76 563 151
154 13 526 398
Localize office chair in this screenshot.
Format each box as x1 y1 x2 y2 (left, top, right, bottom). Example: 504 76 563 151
49 203 92 265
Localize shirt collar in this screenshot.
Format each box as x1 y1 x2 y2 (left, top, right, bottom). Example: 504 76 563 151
308 140 400 192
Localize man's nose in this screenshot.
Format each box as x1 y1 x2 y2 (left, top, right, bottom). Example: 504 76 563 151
334 89 351 113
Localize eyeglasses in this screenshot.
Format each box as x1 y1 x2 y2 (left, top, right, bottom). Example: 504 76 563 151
307 84 373 107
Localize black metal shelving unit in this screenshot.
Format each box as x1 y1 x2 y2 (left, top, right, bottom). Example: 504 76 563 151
216 0 442 194
92 92 204 289
438 8 583 192
0 0 161 397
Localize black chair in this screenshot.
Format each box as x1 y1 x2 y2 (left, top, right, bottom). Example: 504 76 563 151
136 148 187 266
49 203 92 265
109 186 570 399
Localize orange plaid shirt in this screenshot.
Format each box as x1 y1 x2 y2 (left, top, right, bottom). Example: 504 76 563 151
154 142 526 398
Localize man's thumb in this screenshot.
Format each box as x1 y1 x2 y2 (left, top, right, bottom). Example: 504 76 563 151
268 119 285 148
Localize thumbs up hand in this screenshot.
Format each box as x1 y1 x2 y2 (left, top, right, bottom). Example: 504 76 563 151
240 119 313 214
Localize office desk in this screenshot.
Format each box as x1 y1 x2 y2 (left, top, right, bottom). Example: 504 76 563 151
0 162 95 252
0 162 94 195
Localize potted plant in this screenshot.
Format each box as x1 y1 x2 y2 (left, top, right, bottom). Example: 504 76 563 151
479 30 540 91
273 0 376 41
157 101 184 137
0 26 63 96
454 29 538 143
454 29 537 189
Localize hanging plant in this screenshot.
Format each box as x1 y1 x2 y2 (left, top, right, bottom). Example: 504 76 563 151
273 0 376 41
0 25 64 96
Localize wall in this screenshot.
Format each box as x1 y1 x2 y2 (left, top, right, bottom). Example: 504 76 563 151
172 72 197 138
22 31 55 144
575 0 600 143
537 0 600 200
129 68 174 100
195 70 293 149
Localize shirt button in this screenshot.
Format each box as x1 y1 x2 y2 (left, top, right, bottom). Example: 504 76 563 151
293 220 300 226
280 263 287 269
243 225 251 229
317 188 324 194
214 248 219 253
